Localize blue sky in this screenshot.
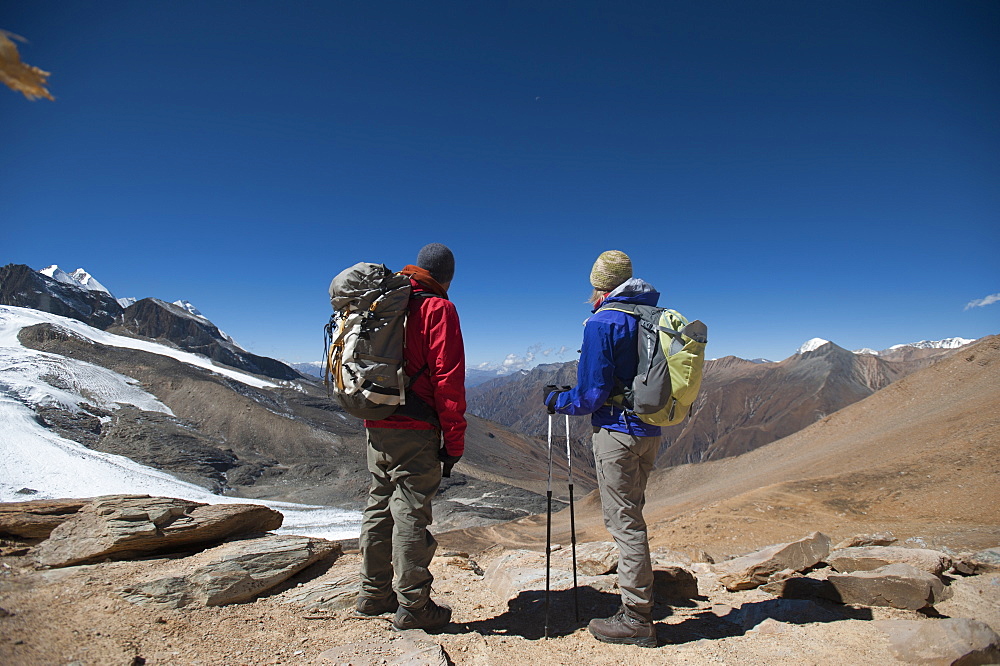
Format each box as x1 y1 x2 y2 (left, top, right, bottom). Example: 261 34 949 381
3 1 998 369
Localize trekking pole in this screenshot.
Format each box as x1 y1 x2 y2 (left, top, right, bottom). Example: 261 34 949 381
565 413 579 623
545 412 556 638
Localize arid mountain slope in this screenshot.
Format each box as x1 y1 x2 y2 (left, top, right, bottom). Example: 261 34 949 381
659 341 957 467
442 335 1000 559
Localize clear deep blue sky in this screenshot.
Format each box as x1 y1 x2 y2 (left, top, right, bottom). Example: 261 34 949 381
3 1 998 369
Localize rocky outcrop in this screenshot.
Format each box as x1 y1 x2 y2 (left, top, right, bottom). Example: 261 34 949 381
34 495 283 567
121 534 339 608
713 532 831 591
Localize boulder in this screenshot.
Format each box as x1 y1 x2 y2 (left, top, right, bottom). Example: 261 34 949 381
832 532 897 550
121 534 339 608
0 497 93 540
653 566 700 601
875 618 1000 666
827 545 952 577
34 495 284 568
825 563 951 610
713 532 831 591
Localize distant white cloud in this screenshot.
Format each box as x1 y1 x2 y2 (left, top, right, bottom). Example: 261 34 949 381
964 293 1000 310
475 344 574 374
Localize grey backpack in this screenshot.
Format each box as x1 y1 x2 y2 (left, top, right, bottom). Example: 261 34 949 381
323 262 438 423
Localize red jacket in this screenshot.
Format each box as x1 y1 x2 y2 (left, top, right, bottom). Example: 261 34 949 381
364 266 467 457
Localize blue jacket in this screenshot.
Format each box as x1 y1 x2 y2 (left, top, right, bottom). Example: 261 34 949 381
552 278 663 438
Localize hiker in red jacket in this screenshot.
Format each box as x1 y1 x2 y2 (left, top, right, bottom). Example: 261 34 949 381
356 243 467 633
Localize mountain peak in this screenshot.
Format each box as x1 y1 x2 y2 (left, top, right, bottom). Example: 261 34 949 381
38 265 113 296
796 338 831 354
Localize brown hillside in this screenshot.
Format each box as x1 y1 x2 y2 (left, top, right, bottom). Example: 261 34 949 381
658 341 958 467
441 335 1000 559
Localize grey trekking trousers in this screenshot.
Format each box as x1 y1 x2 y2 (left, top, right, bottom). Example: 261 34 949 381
359 427 442 610
593 427 658 613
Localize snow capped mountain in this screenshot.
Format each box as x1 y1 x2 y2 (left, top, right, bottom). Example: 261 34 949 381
118 297 138 308
796 338 831 354
887 338 976 351
38 265 79 287
39 265 113 296
796 337 976 358
68 268 112 295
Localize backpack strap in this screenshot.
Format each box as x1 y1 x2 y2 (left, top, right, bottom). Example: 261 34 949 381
390 288 445 427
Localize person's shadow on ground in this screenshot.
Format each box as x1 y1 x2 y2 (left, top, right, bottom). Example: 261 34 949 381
455 585 871 647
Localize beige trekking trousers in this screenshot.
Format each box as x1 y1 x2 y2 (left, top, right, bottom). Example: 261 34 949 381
593 427 658 612
360 427 442 609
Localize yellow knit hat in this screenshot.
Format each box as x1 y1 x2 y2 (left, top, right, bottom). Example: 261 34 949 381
590 250 632 291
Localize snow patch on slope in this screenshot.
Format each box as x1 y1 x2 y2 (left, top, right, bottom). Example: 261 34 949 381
0 305 361 539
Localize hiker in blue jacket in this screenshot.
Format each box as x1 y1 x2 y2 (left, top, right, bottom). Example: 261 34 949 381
544 250 661 648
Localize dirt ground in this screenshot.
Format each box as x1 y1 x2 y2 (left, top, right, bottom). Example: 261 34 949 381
6 539 996 666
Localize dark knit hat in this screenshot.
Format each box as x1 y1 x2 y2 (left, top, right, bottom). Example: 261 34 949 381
416 243 455 284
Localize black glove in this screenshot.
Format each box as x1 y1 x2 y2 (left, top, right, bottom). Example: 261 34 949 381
439 447 462 478
543 384 571 414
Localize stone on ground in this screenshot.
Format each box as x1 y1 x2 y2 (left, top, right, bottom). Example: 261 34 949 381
34 495 284 568
120 534 339 608
827 545 952 577
713 532 831 591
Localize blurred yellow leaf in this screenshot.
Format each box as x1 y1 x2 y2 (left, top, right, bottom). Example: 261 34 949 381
0 30 54 101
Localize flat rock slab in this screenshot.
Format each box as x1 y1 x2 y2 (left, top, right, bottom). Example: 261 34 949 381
316 631 448 666
875 618 1000 665
0 496 95 540
551 541 618 576
282 570 362 611
714 532 831 591
826 563 950 610
827 545 952 576
34 495 284 567
483 549 616 603
120 534 340 608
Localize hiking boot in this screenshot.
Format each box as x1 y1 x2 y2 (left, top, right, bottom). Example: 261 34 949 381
392 598 452 633
588 605 656 648
356 594 398 616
